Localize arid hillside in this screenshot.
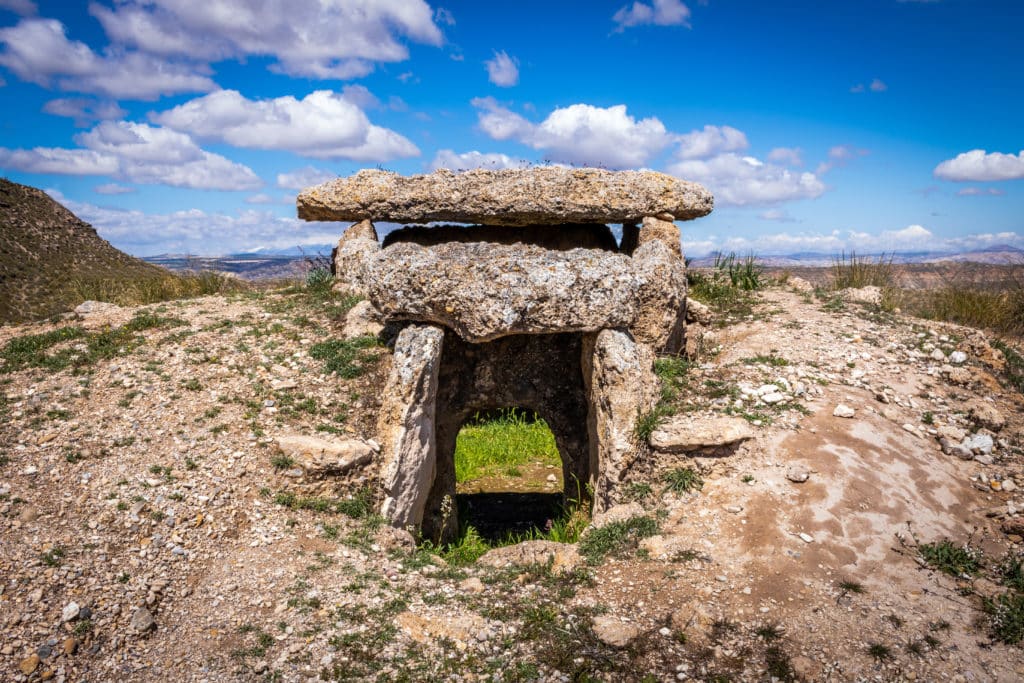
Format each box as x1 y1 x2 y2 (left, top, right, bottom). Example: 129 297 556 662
0 179 171 324
1 276 1023 682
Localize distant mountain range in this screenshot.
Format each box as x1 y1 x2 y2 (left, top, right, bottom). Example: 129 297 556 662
687 245 1024 267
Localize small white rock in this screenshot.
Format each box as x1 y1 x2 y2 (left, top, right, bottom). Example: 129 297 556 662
833 404 856 418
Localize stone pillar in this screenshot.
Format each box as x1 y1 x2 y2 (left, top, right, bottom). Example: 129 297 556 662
378 323 445 529
583 329 657 512
332 219 380 297
629 239 688 354
638 215 682 258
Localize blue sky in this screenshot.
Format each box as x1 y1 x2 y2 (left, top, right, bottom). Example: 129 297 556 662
0 0 1022 257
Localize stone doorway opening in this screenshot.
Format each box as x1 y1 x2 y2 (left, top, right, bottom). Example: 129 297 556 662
453 408 568 544
421 330 592 542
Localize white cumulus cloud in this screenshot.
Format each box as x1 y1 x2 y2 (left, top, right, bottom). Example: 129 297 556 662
0 18 216 99
613 0 691 30
670 153 826 206
430 149 530 171
675 125 748 160
42 97 127 126
152 90 419 162
0 121 261 190
485 50 519 87
89 0 443 80
766 147 803 166
472 99 671 168
934 149 1024 182
277 166 336 191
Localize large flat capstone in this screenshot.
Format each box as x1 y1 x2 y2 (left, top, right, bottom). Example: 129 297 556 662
354 239 685 344
297 168 713 225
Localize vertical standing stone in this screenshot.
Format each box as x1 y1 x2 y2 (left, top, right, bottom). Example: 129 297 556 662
378 324 445 528
330 219 379 296
638 215 682 258
583 329 657 512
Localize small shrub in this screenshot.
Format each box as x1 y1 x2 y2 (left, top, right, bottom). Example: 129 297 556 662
999 554 1024 591
661 467 703 495
442 525 491 566
919 539 982 577
634 404 672 442
829 251 895 290
579 515 659 564
866 642 891 662
984 591 1024 644
270 454 295 470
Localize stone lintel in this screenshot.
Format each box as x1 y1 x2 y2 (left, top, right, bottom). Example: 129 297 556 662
298 167 713 225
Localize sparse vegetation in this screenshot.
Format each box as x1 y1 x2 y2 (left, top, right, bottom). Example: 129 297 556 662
67 270 247 309
578 515 659 564
919 539 983 577
686 252 766 323
661 466 703 495
829 250 896 291
309 335 382 378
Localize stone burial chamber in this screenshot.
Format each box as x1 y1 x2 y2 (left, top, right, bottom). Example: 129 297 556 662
297 167 713 540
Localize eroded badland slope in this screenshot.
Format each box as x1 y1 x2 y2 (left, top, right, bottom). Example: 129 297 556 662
1 283 1023 682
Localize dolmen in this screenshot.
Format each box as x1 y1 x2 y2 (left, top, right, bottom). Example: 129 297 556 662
297 167 713 540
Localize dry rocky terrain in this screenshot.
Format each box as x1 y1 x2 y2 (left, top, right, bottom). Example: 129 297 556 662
1 282 1023 682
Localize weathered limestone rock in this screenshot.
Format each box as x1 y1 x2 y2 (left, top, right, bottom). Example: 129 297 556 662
378 324 444 529
298 168 713 225
592 615 642 648
967 399 1005 432
359 238 686 347
839 286 883 306
648 415 755 453
362 240 687 345
477 540 582 575
685 298 712 325
637 215 682 257
365 242 638 341
330 219 379 296
630 240 687 351
341 300 384 339
590 502 645 529
584 329 658 510
274 435 375 476
396 611 490 649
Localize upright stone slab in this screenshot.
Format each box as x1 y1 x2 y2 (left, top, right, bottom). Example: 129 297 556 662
378 324 445 528
584 329 657 511
330 219 379 298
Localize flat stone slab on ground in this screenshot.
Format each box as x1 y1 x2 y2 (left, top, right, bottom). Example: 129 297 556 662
649 415 756 452
297 167 713 225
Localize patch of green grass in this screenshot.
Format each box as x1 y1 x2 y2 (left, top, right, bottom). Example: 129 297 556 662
999 554 1024 591
309 335 381 378
984 591 1024 644
919 539 983 577
454 409 560 484
272 487 375 520
270 454 296 470
741 353 789 367
654 355 691 403
0 312 183 375
661 467 703 494
634 403 673 442
578 515 659 565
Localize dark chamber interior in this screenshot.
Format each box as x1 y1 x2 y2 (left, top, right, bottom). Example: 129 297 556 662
382 222 620 252
421 330 593 542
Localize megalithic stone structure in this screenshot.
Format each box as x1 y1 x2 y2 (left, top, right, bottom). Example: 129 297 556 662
298 167 713 540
